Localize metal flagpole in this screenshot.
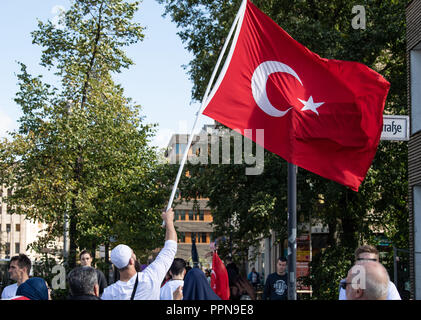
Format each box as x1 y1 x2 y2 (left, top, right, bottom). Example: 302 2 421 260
163 0 247 225
287 162 297 300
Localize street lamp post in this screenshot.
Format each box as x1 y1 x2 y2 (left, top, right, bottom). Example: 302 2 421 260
63 101 72 264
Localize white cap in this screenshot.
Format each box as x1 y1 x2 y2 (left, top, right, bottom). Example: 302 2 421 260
110 244 132 269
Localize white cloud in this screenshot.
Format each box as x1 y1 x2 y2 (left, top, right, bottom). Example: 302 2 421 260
0 110 15 138
51 5 66 30
51 5 65 15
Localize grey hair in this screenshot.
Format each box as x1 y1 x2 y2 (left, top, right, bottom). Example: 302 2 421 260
68 266 98 296
352 261 389 300
364 263 389 300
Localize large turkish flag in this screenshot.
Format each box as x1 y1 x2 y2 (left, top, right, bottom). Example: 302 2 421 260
211 251 230 300
202 0 390 191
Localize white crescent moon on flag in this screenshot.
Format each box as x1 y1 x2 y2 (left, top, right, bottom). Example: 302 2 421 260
251 61 303 117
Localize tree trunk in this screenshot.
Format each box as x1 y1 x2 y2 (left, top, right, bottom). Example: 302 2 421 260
66 5 103 269
341 216 358 249
69 202 78 269
91 243 97 266
69 153 83 269
340 190 358 250
326 218 339 247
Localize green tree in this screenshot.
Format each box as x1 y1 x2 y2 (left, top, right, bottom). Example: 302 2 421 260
0 0 167 269
158 0 408 298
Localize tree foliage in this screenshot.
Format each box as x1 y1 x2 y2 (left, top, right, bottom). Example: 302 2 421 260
158 0 408 298
0 0 167 268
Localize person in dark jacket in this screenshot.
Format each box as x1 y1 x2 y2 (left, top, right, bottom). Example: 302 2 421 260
67 266 101 300
262 257 288 300
12 277 49 300
183 267 221 300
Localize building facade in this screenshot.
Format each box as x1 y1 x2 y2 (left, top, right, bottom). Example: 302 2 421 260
174 200 213 269
0 186 50 261
166 126 216 268
407 0 421 300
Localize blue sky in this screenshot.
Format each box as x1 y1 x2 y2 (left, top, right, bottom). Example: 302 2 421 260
0 0 213 149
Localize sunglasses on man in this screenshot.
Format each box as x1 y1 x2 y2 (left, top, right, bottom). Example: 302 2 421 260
339 280 351 290
356 258 378 262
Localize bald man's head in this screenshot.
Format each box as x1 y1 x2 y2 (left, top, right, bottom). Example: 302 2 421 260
345 261 389 300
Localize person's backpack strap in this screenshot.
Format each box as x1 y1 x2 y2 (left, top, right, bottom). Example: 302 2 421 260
130 273 139 300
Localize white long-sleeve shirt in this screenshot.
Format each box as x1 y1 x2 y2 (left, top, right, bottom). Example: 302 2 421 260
101 240 177 300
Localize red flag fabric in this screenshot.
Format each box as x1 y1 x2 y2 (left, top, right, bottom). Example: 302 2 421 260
202 0 390 191
211 251 230 300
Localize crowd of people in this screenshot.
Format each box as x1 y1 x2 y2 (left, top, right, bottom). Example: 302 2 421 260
0 209 402 301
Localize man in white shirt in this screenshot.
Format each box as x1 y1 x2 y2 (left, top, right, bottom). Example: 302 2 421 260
101 208 177 300
160 258 186 300
344 261 390 300
1 254 31 299
339 244 401 300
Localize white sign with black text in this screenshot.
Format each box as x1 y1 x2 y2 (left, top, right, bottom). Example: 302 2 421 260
381 115 409 141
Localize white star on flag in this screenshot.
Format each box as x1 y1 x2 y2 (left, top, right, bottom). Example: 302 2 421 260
298 96 325 115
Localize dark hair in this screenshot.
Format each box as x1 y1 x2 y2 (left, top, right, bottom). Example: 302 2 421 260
10 254 31 275
170 258 186 277
68 266 98 296
118 265 130 272
278 257 287 263
79 250 91 259
354 245 379 260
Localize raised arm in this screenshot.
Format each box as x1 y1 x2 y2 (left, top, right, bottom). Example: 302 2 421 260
162 208 177 242
138 208 177 299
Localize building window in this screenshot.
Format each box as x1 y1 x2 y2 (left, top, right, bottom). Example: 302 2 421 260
175 143 187 155
16 224 21 232
199 210 204 221
180 211 185 221
6 224 11 233
15 243 20 254
190 232 207 243
188 210 194 221
5 243 10 256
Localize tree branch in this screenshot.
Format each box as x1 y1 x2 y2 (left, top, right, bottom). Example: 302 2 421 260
80 1 104 110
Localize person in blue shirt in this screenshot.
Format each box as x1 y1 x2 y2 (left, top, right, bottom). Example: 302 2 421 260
247 267 260 290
